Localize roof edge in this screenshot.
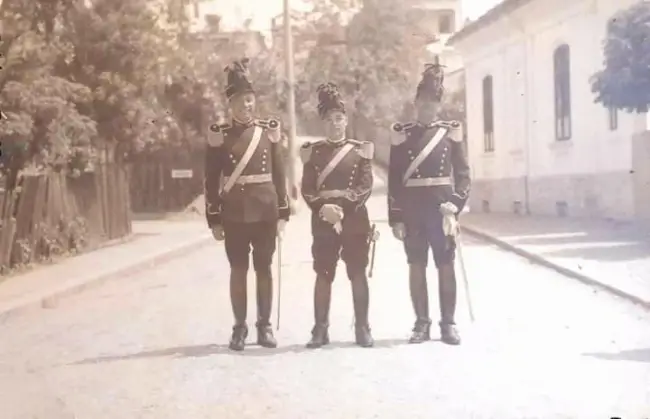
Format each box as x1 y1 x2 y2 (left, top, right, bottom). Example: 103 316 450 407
448 0 535 46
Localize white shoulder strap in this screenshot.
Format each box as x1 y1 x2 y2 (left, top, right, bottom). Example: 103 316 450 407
221 126 263 195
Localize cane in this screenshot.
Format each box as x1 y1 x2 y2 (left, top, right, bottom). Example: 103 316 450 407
456 233 475 322
276 234 282 330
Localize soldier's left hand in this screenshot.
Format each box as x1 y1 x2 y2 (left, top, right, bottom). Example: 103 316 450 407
442 214 460 237
439 201 459 215
320 204 343 224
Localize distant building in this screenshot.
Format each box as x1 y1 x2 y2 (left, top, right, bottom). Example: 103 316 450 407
182 2 267 61
448 0 650 220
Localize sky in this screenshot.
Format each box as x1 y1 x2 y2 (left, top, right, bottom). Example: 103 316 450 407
212 0 504 32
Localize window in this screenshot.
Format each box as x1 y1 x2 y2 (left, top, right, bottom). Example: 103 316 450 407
608 107 618 130
553 44 572 140
439 12 454 34
482 75 495 152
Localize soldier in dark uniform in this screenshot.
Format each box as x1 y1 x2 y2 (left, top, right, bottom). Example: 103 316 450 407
204 58 290 351
300 82 374 348
387 60 471 345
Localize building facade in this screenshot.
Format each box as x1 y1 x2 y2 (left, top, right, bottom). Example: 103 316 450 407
448 0 650 220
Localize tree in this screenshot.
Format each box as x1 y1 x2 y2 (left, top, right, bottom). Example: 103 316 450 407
299 0 430 134
591 1 650 113
0 0 98 183
59 0 189 160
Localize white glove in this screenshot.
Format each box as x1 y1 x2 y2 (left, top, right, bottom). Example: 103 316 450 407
277 219 286 236
392 222 406 241
439 201 459 215
442 214 459 238
319 204 343 225
211 225 225 241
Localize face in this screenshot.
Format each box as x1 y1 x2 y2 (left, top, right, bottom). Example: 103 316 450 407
415 98 439 123
323 110 347 139
230 92 256 122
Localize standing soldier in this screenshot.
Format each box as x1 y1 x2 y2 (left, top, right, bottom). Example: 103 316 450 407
204 58 290 351
300 83 375 348
387 60 471 345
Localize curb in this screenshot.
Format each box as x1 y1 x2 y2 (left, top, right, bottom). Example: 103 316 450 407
0 235 213 322
462 225 650 310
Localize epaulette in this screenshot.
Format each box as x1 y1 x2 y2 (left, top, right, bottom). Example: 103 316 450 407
207 123 229 147
300 140 325 163
255 118 282 143
347 139 374 159
391 133 408 146
445 122 463 143
299 142 314 163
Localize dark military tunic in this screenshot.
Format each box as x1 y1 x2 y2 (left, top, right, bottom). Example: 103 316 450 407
300 138 373 276
387 122 470 267
204 119 289 270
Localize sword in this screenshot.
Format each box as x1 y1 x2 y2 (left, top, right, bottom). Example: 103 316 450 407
351 223 379 329
456 232 475 322
276 234 282 330
368 223 379 278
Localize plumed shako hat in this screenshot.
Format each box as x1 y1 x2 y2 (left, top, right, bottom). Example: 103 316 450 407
224 57 254 100
415 56 445 103
316 82 346 118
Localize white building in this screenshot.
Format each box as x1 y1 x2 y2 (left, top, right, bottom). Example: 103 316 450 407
448 0 650 220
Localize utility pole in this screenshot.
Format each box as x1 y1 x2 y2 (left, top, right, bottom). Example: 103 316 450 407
283 0 298 200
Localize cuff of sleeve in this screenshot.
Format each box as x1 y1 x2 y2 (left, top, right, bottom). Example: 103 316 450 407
449 193 468 213
206 214 222 228
279 207 291 220
304 195 325 212
388 210 402 227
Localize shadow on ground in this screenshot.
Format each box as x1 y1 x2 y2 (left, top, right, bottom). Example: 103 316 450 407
71 339 426 364
540 243 650 262
583 347 650 363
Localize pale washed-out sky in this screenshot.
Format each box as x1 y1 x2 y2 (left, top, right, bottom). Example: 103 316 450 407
214 0 503 32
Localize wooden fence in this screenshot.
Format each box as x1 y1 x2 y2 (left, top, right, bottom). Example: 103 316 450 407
128 152 205 214
0 164 131 273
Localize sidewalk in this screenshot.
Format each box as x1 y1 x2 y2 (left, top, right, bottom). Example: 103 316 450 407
461 212 650 309
0 218 211 320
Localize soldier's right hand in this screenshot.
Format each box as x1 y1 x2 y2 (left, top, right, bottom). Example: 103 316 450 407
211 225 225 241
392 223 406 241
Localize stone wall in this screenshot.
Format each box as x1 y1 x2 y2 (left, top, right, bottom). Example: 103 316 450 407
632 131 650 222
471 172 635 220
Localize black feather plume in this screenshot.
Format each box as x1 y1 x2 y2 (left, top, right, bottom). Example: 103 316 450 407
224 57 254 99
416 59 445 102
316 82 346 118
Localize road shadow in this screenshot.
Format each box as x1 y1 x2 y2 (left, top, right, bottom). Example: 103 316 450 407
510 233 646 246
71 338 420 364
540 243 650 262
582 347 650 363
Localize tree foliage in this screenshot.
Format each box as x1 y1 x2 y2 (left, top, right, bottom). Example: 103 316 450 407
591 1 650 113
298 0 431 131
0 0 232 180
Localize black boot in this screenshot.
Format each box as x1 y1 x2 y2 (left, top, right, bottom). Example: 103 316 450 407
351 274 373 348
229 267 248 351
408 264 431 344
438 263 460 345
256 268 277 348
306 275 332 349
229 325 248 351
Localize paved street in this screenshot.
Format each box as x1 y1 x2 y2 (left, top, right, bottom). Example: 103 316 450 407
462 212 650 308
1 184 649 418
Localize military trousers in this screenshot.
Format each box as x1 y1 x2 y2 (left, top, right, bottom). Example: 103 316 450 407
402 212 455 268
312 230 370 279
222 220 277 271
